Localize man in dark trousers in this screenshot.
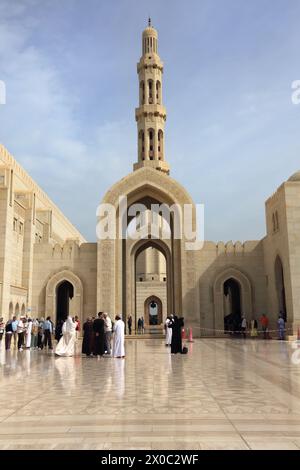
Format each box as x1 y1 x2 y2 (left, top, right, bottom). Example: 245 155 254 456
93 312 105 357
127 315 132 335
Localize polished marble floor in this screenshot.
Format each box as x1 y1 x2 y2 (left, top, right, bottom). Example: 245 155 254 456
1 338 300 450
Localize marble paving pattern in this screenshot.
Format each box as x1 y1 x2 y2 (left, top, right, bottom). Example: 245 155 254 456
1 338 300 450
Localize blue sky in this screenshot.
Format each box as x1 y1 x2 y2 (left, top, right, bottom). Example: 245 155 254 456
0 0 299 242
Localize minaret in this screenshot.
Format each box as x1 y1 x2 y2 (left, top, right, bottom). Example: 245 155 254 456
134 19 170 174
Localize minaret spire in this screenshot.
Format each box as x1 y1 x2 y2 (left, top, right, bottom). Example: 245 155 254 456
133 22 169 174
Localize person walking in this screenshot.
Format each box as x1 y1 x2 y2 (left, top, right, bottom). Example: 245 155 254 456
0 317 4 344
5 318 13 350
93 312 105 357
260 313 269 339
103 312 112 355
82 317 94 356
43 316 53 350
165 315 173 346
113 315 125 358
241 315 247 339
127 315 132 335
278 315 285 340
74 315 80 340
31 318 39 349
17 317 25 351
11 316 18 348
168 315 184 354
37 317 44 350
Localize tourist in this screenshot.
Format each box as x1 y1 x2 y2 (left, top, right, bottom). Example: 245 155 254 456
82 317 94 356
113 315 125 358
55 316 76 356
93 312 105 357
37 317 44 350
250 319 258 338
0 317 4 343
103 312 112 355
5 318 13 350
11 316 18 348
74 315 80 340
17 316 25 351
31 318 39 349
137 317 142 334
278 315 285 340
168 315 184 354
260 313 269 339
141 316 144 334
241 315 247 338
165 315 172 346
25 318 32 349
127 315 132 335
43 316 53 350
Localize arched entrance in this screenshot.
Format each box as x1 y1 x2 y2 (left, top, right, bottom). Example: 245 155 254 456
97 167 199 333
213 267 253 335
275 255 287 320
56 280 74 322
223 278 241 332
144 296 163 326
45 270 83 325
15 303 20 317
9 302 13 318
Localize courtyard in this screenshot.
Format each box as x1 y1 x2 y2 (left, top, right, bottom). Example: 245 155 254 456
0 338 300 450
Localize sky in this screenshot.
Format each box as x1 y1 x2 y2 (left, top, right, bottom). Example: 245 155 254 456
0 0 299 242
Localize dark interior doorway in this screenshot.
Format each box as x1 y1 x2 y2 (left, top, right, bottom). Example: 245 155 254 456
223 278 241 332
56 281 74 323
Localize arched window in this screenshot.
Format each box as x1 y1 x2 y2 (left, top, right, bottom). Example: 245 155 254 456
21 304 26 316
148 80 153 104
139 130 145 160
272 213 276 233
275 211 279 231
148 128 154 159
15 303 20 317
158 130 163 159
139 81 145 105
9 302 13 318
275 255 286 320
156 80 161 104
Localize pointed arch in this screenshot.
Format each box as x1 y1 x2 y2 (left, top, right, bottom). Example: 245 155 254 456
213 267 253 334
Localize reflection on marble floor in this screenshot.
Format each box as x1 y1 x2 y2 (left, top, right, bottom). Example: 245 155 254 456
1 338 300 449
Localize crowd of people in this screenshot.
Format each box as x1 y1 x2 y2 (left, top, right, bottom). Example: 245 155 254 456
224 311 288 340
0 309 289 360
0 312 126 359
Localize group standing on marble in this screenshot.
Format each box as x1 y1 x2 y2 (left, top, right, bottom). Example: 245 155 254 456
0 312 125 358
81 312 125 359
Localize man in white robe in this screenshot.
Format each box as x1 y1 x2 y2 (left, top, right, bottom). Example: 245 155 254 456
165 316 173 347
113 315 125 358
55 316 76 357
25 319 32 348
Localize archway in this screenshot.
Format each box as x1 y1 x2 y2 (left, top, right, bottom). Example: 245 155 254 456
213 268 253 335
21 304 26 316
144 296 163 326
97 167 199 329
15 303 20 317
45 270 83 325
223 278 241 332
9 302 13 318
275 255 287 320
56 280 74 323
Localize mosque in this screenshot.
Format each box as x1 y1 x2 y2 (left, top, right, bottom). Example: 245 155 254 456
0 21 300 337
